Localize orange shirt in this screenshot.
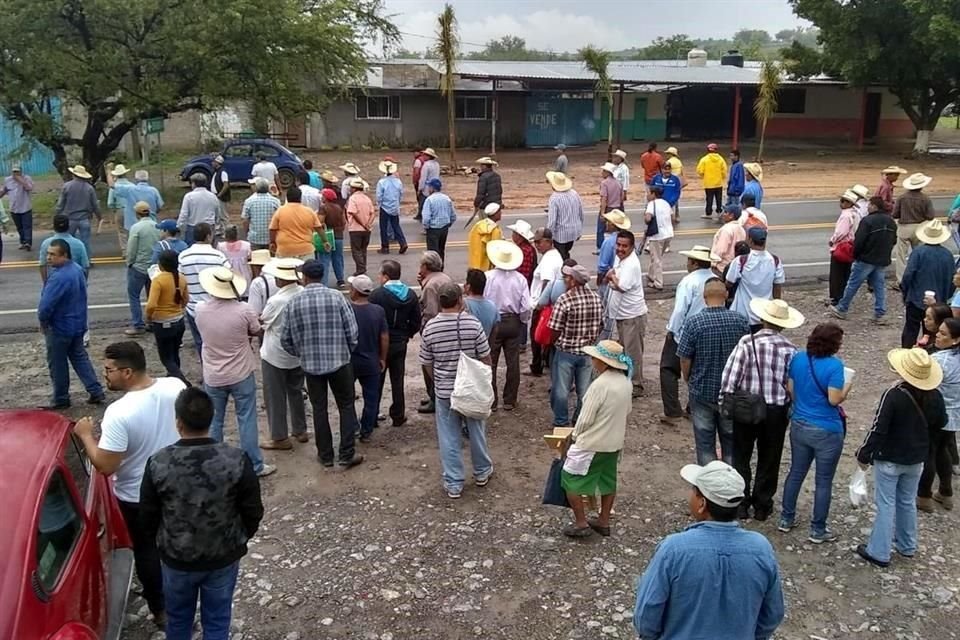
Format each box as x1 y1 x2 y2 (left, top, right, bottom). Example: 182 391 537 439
269 203 320 257
640 151 664 184
346 192 376 232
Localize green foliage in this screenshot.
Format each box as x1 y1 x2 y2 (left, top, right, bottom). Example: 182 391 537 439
753 60 782 161
0 0 397 178
780 42 832 80
435 3 459 166
580 46 614 157
633 35 697 61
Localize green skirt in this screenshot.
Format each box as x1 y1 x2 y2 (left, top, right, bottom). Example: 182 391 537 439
561 451 620 496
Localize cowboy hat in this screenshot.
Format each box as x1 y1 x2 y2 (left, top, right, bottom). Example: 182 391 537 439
212 155 225 164
881 165 907 175
679 244 719 263
664 146 679 156
583 340 632 371
320 170 339 183
840 189 859 205
339 162 360 175
887 347 943 390
601 162 617 174
545 171 573 192
349 177 368 190
110 164 130 177
249 249 273 266
743 162 763 181
602 209 631 230
475 156 499 166
614 149 627 160
262 257 303 281
68 165 92 180
507 219 535 242
851 184 869 199
749 298 805 329
484 202 502 216
378 160 398 175
422 147 438 158
903 172 932 190
486 240 523 271
199 266 247 300
915 219 951 245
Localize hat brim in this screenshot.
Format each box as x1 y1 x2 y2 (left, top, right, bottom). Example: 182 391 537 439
749 298 805 329
680 463 704 487
887 349 943 390
423 150 437 158
198 269 248 299
69 167 92 180
110 168 129 176
545 172 573 192
262 263 302 280
378 162 397 174
678 249 718 263
903 177 932 190
249 254 273 266
506 224 534 242
582 345 629 371
602 212 631 230
487 241 523 270
915 227 951 245
882 166 908 175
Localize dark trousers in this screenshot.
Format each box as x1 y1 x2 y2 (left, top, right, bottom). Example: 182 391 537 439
119 500 164 615
902 302 925 348
379 341 408 421
828 255 852 305
425 227 449 263
186 313 203 357
659 333 683 418
305 364 359 464
555 240 573 260
261 361 306 441
491 313 522 407
529 307 552 375
704 188 723 216
919 429 955 498
13 209 33 247
355 370 380 437
349 230 371 275
153 318 188 384
379 208 407 250
415 191 425 219
422 365 435 403
733 404 790 514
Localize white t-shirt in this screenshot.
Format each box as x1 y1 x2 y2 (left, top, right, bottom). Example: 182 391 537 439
645 199 675 241
531 248 564 302
252 161 279 183
98 377 185 502
725 249 786 323
299 184 322 212
260 284 303 369
739 207 768 228
610 251 648 319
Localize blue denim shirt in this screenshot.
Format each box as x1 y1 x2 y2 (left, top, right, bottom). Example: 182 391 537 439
901 243 955 309
38 260 89 337
376 175 404 216
634 521 784 640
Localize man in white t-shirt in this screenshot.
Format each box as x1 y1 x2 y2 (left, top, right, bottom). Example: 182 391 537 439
725 226 785 329
251 152 280 192
73 341 184 627
606 230 648 394
644 184 676 290
739 193 768 229
529 227 564 376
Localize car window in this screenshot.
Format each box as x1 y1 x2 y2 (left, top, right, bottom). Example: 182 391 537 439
225 144 253 158
64 434 91 501
35 471 83 592
256 144 281 159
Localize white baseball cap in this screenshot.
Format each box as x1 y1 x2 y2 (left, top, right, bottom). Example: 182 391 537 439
680 461 745 508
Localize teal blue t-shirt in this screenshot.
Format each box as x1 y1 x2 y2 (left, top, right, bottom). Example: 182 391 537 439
788 351 845 433
464 297 499 339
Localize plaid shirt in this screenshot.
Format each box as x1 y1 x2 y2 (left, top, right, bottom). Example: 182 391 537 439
548 285 603 355
241 193 281 245
676 307 750 404
517 241 537 284
546 189 584 243
280 283 358 375
718 328 796 407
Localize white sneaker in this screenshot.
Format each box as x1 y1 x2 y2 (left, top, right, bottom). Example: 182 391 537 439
257 464 277 477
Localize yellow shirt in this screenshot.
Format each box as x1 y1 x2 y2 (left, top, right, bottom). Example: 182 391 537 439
467 219 502 271
145 271 188 321
270 203 320 257
696 153 728 189
666 156 683 176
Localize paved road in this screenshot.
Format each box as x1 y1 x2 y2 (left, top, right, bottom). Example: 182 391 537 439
0 196 954 332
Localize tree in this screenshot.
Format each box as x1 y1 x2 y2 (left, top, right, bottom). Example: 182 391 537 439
435 3 459 167
780 41 840 80
394 48 426 59
753 60 781 162
580 46 614 159
790 0 960 153
0 0 396 179
633 34 696 60
733 29 772 46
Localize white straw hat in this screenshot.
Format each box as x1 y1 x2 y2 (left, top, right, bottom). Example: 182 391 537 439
602 209 631 230
601 162 617 174
678 245 719 263
507 219 535 242
199 266 247 299
261 258 304 280
545 171 573 192
68 165 92 180
915 219 951 245
249 249 272 266
486 240 523 270
749 298 805 329
887 348 943 390
339 162 360 175
903 172 932 190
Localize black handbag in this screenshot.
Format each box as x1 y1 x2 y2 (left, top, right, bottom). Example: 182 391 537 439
807 353 847 435
721 332 768 424
542 457 571 508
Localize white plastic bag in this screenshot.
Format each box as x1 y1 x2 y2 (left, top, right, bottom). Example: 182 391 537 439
450 352 494 420
849 468 869 508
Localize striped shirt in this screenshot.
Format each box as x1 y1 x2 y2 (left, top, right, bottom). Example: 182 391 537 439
719 329 796 406
422 192 457 229
419 311 491 399
546 189 584 243
241 193 281 246
177 243 230 316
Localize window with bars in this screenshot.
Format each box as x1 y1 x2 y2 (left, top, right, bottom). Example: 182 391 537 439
455 96 489 120
356 96 401 120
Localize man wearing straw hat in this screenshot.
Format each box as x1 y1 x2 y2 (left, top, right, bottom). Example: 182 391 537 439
720 298 802 521
545 171 583 260
597 162 624 252
338 162 361 201
345 177 375 275
55 164 101 257
851 183 870 220
899 219 956 347
876 165 907 212
892 172 936 283
473 157 502 219
376 159 407 255
741 162 763 209
106 163 134 254
195 266 275 477
659 246 717 426
246 249 275 315
611 149 630 200
467 203 504 271
484 240 531 412
417 148 441 217
597 209 631 287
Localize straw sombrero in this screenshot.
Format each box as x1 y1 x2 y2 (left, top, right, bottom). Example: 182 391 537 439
916 219 950 245
679 245 719 263
486 240 523 271
378 160 398 175
199 266 248 300
545 171 573 192
664 146 679 156
320 170 339 183
507 219 535 242
110 164 130 177
881 165 907 176
348 177 368 190
903 172 932 190
583 340 631 371
887 348 943 390
339 162 360 175
422 147 437 158
262 257 303 281
840 189 859 205
744 162 763 182
851 184 870 200
475 156 499 166
602 209 631 230
249 249 272 266
614 149 627 159
68 165 92 180
749 298 805 329
601 162 617 174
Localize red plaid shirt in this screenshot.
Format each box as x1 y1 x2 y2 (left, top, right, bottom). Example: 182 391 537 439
517 240 537 284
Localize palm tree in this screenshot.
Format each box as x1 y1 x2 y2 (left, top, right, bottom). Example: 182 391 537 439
435 4 459 167
753 59 781 162
581 46 614 159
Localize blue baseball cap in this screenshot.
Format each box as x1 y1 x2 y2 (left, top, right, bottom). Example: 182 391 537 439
426 177 442 191
747 226 768 244
156 219 178 232
723 204 742 220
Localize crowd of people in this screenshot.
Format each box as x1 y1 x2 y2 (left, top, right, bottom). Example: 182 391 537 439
8 142 960 640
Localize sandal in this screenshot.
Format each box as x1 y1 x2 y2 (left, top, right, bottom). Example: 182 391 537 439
587 518 611 537
562 523 593 539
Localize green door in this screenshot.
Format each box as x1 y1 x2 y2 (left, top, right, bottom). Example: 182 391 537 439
632 98 648 140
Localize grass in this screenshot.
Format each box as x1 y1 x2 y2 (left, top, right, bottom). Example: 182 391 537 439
937 115 960 130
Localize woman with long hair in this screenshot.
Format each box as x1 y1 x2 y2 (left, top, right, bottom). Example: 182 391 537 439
916 304 952 352
145 249 189 384
921 317 960 511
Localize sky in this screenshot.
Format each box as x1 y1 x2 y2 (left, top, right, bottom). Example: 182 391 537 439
381 0 809 55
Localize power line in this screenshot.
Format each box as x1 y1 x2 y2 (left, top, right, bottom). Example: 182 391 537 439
396 30 488 50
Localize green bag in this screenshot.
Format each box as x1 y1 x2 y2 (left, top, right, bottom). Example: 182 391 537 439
312 229 335 254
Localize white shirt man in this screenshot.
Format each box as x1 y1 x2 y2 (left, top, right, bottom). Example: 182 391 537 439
739 206 768 228
607 232 647 392
644 195 676 289
251 158 279 185
531 231 564 305
725 228 785 326
299 183 322 212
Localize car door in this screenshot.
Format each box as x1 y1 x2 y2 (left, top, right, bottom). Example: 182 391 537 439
62 435 111 593
223 142 255 183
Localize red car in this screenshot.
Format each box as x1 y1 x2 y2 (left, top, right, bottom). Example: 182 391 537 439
0 410 134 640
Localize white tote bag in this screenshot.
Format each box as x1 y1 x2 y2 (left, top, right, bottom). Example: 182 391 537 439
449 313 494 420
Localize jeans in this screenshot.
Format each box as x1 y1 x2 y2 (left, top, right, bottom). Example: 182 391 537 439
69 218 92 257
425 226 449 262
866 460 923 562
127 267 151 329
13 209 33 246
918 428 954 498
162 561 239 640
206 373 264 473
690 397 734 465
183 224 196 246
349 230 371 275
355 370 381 437
435 396 493 493
902 302 925 349
379 341 408 422
828 255 852 306
317 238 346 287
305 364 359 463
836 260 887 317
779 420 845 535
261 361 307 441
733 403 790 514
659 334 682 418
186 313 203 357
726 193 741 207
490 313 522 407
379 209 407 249
153 318 188 383
550 350 593 426
119 500 164 615
595 213 606 250
45 331 104 404
704 188 723 216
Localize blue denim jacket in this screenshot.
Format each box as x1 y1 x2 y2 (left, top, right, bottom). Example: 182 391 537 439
634 521 784 640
